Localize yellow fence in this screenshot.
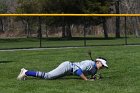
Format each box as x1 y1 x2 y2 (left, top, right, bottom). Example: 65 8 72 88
0 14 140 17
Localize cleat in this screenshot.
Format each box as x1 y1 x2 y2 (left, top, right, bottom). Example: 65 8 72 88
17 68 28 80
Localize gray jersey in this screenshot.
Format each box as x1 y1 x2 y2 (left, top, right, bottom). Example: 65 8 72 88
72 60 97 75
36 60 97 79
72 60 95 72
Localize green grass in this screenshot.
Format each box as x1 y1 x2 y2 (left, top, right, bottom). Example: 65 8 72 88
0 37 139 49
0 46 140 93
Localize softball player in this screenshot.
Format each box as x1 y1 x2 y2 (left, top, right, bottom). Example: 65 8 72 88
17 57 108 81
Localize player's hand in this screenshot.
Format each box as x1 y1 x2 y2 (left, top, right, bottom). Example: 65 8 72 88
92 74 102 80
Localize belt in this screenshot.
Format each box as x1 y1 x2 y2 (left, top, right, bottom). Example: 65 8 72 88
71 63 74 72
71 63 81 73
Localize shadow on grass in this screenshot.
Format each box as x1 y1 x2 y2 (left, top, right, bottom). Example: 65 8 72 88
44 37 120 41
0 38 39 43
26 76 81 81
0 61 13 64
0 37 124 42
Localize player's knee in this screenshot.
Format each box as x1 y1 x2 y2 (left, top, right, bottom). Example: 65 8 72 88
44 73 59 80
44 73 52 79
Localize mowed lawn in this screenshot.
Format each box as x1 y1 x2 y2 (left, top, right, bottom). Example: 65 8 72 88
0 46 139 93
0 37 139 49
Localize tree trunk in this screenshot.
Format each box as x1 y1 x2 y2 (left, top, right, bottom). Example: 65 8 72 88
37 17 42 38
26 21 31 38
102 17 108 38
115 18 121 38
62 25 66 38
66 24 72 38
135 17 140 37
21 20 27 35
0 18 4 33
62 17 66 38
115 1 120 38
45 23 48 38
26 22 29 38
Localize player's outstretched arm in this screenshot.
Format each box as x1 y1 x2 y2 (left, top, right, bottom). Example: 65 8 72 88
80 73 88 80
75 69 88 80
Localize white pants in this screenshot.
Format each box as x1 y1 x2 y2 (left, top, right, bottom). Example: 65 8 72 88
44 61 73 79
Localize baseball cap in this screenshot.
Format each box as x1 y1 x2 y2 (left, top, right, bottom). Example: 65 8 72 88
96 58 108 68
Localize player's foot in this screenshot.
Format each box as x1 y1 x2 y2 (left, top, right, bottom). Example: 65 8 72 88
17 68 28 80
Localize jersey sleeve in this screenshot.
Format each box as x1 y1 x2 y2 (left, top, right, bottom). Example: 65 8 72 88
75 68 83 76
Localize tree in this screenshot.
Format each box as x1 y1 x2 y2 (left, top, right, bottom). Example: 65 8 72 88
115 0 120 38
0 0 8 33
15 0 114 38
82 0 113 38
41 0 113 38
41 0 83 38
120 0 140 37
16 0 42 38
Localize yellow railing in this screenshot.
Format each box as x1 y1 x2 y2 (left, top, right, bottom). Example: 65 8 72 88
0 14 140 17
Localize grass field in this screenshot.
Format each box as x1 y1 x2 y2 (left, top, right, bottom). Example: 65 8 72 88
0 37 139 49
0 46 139 93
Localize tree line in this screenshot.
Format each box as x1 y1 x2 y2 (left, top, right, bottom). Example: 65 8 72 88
0 0 140 38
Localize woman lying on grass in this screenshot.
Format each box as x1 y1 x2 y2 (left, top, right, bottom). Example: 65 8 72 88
17 57 108 81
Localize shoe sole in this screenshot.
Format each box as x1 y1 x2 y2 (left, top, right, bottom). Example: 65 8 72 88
17 68 26 80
